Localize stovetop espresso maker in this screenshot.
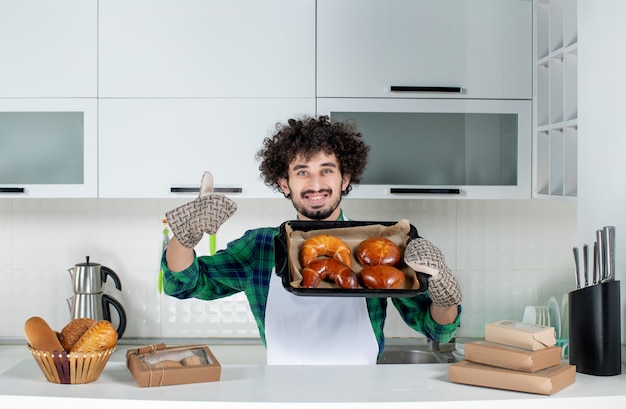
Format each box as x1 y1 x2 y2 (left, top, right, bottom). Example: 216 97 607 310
67 256 127 338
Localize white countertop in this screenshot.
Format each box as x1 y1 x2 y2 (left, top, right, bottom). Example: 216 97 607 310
1 350 626 409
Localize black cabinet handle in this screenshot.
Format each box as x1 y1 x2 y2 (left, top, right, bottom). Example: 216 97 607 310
390 188 461 195
170 186 243 194
390 86 462 93
0 187 25 193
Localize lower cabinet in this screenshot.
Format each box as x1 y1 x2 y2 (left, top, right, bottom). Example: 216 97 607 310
98 98 316 198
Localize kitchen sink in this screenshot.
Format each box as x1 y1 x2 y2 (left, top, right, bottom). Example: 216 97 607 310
377 339 457 365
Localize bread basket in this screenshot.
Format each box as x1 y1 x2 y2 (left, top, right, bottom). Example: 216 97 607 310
27 345 115 384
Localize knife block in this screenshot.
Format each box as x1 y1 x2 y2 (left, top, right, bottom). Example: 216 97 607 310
568 280 621 376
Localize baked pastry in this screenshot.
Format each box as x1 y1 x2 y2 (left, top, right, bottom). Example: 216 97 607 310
70 320 118 353
151 359 183 368
181 355 205 366
301 258 358 289
300 234 352 267
59 318 96 352
360 265 405 289
356 237 402 266
24 316 64 352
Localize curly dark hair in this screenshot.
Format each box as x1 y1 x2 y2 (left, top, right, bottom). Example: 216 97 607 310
257 115 369 196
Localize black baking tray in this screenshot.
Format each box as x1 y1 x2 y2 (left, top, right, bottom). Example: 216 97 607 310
274 220 429 297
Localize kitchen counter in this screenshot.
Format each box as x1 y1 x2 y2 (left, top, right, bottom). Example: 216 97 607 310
1 345 625 408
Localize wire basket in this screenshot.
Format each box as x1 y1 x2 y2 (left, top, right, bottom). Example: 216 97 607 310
27 344 115 384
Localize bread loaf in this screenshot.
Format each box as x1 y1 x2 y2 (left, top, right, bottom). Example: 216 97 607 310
24 316 64 352
70 320 118 353
59 318 96 352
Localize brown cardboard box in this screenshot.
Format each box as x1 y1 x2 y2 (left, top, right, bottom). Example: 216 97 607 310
464 340 562 372
449 360 576 395
484 320 556 350
126 344 221 387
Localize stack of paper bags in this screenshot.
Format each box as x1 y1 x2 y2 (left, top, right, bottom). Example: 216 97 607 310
449 320 576 395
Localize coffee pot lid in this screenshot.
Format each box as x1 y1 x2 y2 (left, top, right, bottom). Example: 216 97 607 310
75 256 101 267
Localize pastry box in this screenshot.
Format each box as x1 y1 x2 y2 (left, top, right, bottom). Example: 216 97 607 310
463 339 562 372
449 360 576 395
126 343 221 387
274 219 429 297
484 320 556 351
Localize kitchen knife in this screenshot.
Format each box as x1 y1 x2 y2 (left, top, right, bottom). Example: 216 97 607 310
583 244 589 287
596 230 604 282
601 226 615 282
593 242 599 284
573 246 581 289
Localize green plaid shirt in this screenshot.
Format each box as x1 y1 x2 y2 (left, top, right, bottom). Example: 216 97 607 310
161 227 461 357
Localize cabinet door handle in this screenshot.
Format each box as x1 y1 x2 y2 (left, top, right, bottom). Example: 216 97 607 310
390 86 462 93
390 188 461 195
0 187 25 193
170 187 243 194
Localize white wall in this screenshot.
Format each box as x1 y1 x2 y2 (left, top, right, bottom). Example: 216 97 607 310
0 197 576 340
578 1 626 342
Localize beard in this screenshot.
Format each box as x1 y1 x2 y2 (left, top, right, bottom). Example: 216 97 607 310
292 189 342 220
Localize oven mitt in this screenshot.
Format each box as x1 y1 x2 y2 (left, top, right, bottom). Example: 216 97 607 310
403 238 462 307
165 172 237 249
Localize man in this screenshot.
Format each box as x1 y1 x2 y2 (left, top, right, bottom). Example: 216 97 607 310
162 116 461 365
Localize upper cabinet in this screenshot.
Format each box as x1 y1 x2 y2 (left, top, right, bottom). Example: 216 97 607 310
0 98 98 198
533 0 578 199
317 0 532 100
98 0 315 98
98 98 315 198
0 0 97 97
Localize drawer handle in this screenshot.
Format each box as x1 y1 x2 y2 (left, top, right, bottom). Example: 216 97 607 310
390 86 462 93
390 188 461 195
170 186 243 194
0 187 25 193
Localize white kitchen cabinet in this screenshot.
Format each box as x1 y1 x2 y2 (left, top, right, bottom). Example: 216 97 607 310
98 98 315 198
533 0 577 199
317 0 532 100
98 0 315 98
0 0 97 97
0 99 98 198
318 98 531 199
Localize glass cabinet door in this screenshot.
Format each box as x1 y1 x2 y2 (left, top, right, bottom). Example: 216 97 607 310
317 98 531 199
0 99 97 197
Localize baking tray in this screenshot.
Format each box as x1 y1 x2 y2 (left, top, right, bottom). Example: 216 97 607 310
274 219 429 297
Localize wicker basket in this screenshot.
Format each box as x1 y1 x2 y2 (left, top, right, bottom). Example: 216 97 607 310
27 345 115 384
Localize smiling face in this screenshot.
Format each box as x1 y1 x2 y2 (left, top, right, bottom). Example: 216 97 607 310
278 151 351 221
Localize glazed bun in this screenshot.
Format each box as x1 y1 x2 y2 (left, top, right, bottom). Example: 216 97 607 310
356 237 402 266
24 316 64 352
300 234 352 267
360 265 405 289
59 318 96 352
301 258 358 289
70 320 118 353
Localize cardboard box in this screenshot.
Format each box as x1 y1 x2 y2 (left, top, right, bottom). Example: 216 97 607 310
464 340 562 372
484 320 556 350
449 360 576 395
126 344 221 387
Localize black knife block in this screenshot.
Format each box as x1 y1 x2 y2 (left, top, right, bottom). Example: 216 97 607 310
568 280 622 376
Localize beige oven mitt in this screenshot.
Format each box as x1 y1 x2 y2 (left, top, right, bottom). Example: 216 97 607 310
403 238 462 307
165 172 237 248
